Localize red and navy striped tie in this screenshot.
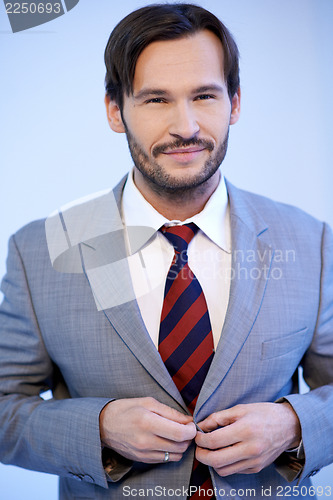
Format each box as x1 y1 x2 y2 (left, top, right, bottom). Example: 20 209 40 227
159 223 215 499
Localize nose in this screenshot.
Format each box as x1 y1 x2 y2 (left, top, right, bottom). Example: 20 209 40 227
168 102 200 140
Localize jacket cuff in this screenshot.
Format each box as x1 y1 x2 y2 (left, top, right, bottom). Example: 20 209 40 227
274 398 305 482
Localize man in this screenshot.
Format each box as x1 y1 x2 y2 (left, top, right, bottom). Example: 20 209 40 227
0 4 332 500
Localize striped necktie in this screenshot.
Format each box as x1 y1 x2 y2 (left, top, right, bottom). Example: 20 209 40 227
158 223 215 499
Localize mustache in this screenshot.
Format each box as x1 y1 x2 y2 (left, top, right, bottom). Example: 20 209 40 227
152 138 214 158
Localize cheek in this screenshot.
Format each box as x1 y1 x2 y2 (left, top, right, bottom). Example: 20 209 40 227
126 122 152 152
197 107 231 138
135 130 156 154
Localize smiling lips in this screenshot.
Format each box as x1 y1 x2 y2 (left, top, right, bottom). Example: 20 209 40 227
162 146 206 163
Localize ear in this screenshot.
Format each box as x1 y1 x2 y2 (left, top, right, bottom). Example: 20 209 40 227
230 86 241 125
104 95 126 133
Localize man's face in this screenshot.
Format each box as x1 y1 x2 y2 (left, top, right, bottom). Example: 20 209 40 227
106 30 240 195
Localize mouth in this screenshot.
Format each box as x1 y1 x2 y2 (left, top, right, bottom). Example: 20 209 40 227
162 147 207 163
163 147 206 155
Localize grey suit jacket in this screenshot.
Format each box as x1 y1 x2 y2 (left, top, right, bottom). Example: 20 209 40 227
0 177 332 499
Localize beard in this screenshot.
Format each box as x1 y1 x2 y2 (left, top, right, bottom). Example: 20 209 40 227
123 123 229 198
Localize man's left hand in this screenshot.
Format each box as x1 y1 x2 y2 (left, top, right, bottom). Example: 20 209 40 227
195 402 301 476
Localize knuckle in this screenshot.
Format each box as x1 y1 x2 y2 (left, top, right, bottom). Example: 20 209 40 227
205 434 214 448
248 454 264 473
209 454 221 469
179 441 189 452
175 442 185 453
195 432 207 447
251 463 263 473
195 447 208 464
243 421 256 438
136 435 149 451
216 467 227 477
249 441 264 457
140 412 151 430
143 396 156 407
175 427 188 442
212 458 221 469
233 404 245 416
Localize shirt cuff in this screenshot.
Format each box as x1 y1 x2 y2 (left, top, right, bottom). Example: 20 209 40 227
102 447 133 482
285 439 305 459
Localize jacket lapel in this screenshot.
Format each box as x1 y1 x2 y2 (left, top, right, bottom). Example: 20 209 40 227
195 181 275 416
79 176 187 410
103 299 186 408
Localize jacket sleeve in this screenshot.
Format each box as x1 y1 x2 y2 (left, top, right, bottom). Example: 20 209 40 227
0 234 130 488
279 222 333 482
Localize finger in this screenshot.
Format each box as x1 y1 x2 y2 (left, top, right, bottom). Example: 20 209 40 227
198 407 241 432
150 413 197 442
196 441 255 471
137 451 184 464
195 422 241 449
146 398 193 425
154 437 193 454
159 452 183 463
214 460 259 477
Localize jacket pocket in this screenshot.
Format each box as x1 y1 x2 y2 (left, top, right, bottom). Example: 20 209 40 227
261 327 308 360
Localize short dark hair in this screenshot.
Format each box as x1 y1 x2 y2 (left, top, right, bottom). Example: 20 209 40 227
104 3 240 109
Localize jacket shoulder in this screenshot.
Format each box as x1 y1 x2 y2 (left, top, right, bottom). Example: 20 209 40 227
14 218 47 248
226 180 325 232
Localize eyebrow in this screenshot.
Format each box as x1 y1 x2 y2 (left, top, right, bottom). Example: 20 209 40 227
133 89 168 101
133 84 224 101
193 84 224 94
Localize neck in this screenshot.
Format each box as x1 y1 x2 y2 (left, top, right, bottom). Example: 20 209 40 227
133 169 220 221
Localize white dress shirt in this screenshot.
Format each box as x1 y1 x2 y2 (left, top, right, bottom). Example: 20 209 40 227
121 169 232 349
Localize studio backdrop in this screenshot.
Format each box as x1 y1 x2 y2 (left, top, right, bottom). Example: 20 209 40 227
0 0 332 498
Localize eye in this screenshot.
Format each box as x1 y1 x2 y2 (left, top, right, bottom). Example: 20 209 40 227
145 97 166 104
195 94 215 101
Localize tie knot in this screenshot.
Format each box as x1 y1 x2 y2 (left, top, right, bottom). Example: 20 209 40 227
160 223 199 254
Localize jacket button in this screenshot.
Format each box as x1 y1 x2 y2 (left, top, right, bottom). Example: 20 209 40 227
68 472 95 483
68 472 83 481
84 474 95 483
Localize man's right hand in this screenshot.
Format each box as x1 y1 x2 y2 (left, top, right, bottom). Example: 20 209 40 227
99 397 196 463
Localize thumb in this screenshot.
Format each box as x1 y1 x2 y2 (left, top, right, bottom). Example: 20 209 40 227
198 407 237 432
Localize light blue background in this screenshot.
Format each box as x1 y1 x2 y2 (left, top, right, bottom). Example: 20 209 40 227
0 0 332 498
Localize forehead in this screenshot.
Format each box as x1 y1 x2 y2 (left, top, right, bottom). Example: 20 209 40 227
132 30 226 92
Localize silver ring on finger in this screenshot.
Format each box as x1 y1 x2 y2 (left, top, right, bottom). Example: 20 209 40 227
163 451 170 462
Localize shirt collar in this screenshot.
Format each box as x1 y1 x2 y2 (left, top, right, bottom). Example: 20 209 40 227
122 168 230 252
